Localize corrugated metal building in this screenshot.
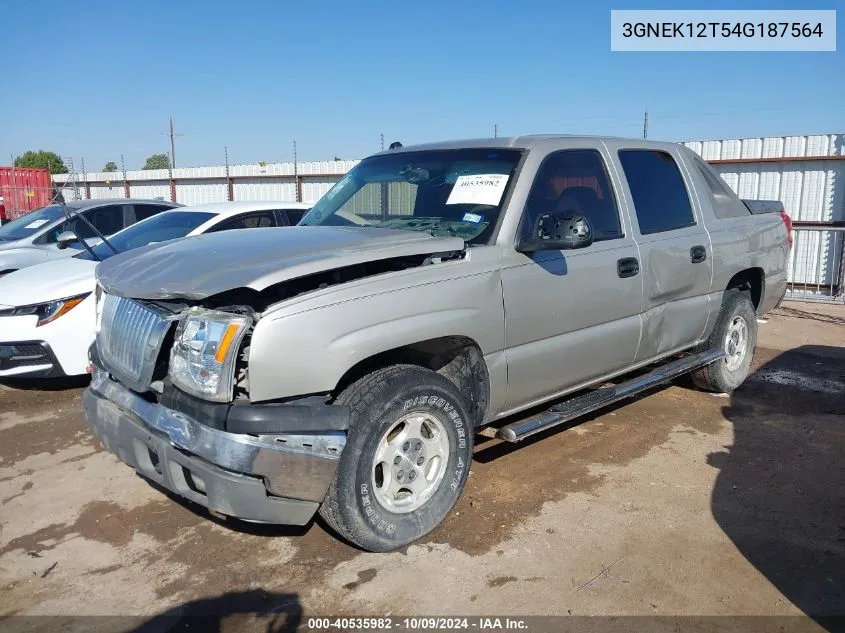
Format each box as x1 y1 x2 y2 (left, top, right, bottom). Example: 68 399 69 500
52 134 844 300
683 134 844 299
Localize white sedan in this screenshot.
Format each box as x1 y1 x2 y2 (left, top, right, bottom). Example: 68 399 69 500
0 200 310 379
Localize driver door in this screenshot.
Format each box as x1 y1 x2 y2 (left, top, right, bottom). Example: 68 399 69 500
499 146 644 411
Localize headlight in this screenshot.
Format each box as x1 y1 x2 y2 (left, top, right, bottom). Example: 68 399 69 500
169 309 251 402
0 293 90 327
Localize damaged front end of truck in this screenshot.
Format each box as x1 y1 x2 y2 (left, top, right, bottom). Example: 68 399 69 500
82 226 468 526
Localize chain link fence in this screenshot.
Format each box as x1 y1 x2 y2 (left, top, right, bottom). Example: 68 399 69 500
0 186 65 221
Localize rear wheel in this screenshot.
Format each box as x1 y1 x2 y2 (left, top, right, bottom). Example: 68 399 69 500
319 365 474 552
691 289 758 393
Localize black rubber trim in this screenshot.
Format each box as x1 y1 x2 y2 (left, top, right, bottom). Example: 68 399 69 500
159 382 350 433
226 399 350 434
159 380 230 430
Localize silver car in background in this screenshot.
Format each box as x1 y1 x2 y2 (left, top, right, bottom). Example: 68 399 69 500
0 198 180 277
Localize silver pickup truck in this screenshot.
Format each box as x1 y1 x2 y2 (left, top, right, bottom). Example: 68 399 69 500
83 135 790 552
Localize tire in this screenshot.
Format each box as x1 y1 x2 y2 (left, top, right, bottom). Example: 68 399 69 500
690 289 758 393
319 364 474 552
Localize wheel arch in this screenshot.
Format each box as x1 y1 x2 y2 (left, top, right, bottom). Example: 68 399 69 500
725 267 765 312
332 335 490 427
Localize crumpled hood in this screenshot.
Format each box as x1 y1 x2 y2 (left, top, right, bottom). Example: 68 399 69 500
96 226 466 300
0 256 97 307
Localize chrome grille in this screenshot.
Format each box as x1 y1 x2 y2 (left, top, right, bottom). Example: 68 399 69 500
97 294 172 392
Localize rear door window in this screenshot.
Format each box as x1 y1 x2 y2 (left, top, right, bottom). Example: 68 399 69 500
618 150 696 235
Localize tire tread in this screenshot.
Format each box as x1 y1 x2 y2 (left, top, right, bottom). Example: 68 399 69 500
690 289 757 393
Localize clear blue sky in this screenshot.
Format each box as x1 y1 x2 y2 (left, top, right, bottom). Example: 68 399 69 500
1 0 841 170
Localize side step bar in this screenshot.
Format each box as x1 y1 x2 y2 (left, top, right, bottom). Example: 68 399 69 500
496 348 726 443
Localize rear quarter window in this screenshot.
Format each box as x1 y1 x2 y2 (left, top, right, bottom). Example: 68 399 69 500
692 157 750 219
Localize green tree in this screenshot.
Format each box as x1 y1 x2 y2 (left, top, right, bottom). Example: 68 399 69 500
102 161 118 172
14 150 68 174
142 153 170 170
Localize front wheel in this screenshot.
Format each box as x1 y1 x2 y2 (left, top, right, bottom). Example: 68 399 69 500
690 289 758 393
319 365 474 552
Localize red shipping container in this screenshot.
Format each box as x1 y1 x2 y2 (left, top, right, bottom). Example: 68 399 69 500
0 166 55 220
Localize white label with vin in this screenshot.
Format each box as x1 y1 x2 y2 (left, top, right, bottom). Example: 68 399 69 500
446 174 509 206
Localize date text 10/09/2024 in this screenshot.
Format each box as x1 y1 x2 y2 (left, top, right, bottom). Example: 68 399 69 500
622 22 824 39
307 617 529 630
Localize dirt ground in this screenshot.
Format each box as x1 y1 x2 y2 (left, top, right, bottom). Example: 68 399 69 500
0 302 843 632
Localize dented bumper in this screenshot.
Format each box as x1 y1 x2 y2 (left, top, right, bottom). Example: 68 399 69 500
82 367 346 525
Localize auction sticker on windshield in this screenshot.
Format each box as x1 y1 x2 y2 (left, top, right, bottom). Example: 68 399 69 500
446 174 509 206
25 219 50 229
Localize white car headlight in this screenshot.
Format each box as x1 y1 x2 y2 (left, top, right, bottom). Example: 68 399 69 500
169 309 251 402
0 293 90 327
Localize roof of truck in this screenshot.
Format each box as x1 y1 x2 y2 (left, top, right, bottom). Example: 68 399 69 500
374 135 686 156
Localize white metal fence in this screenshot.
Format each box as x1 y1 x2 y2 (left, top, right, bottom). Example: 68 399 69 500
52 160 359 206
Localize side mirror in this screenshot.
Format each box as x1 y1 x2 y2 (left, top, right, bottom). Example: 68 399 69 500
517 213 594 253
56 230 78 250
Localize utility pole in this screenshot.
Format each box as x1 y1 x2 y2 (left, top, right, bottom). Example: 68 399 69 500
643 111 649 139
380 133 384 151
494 124 498 138
163 115 183 168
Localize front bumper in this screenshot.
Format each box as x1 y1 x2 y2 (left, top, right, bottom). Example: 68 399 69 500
0 296 95 377
82 368 346 525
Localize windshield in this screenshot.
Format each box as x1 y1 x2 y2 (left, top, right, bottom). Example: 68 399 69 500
299 148 524 244
0 205 65 241
75 210 217 261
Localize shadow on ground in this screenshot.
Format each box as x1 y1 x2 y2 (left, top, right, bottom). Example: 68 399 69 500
712 345 845 630
0 590 302 633
123 589 302 633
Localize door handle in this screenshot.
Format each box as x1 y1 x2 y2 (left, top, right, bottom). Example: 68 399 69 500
617 257 639 278
691 245 707 263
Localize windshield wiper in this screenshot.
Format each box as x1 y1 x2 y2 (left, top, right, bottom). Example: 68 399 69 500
60 203 119 261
